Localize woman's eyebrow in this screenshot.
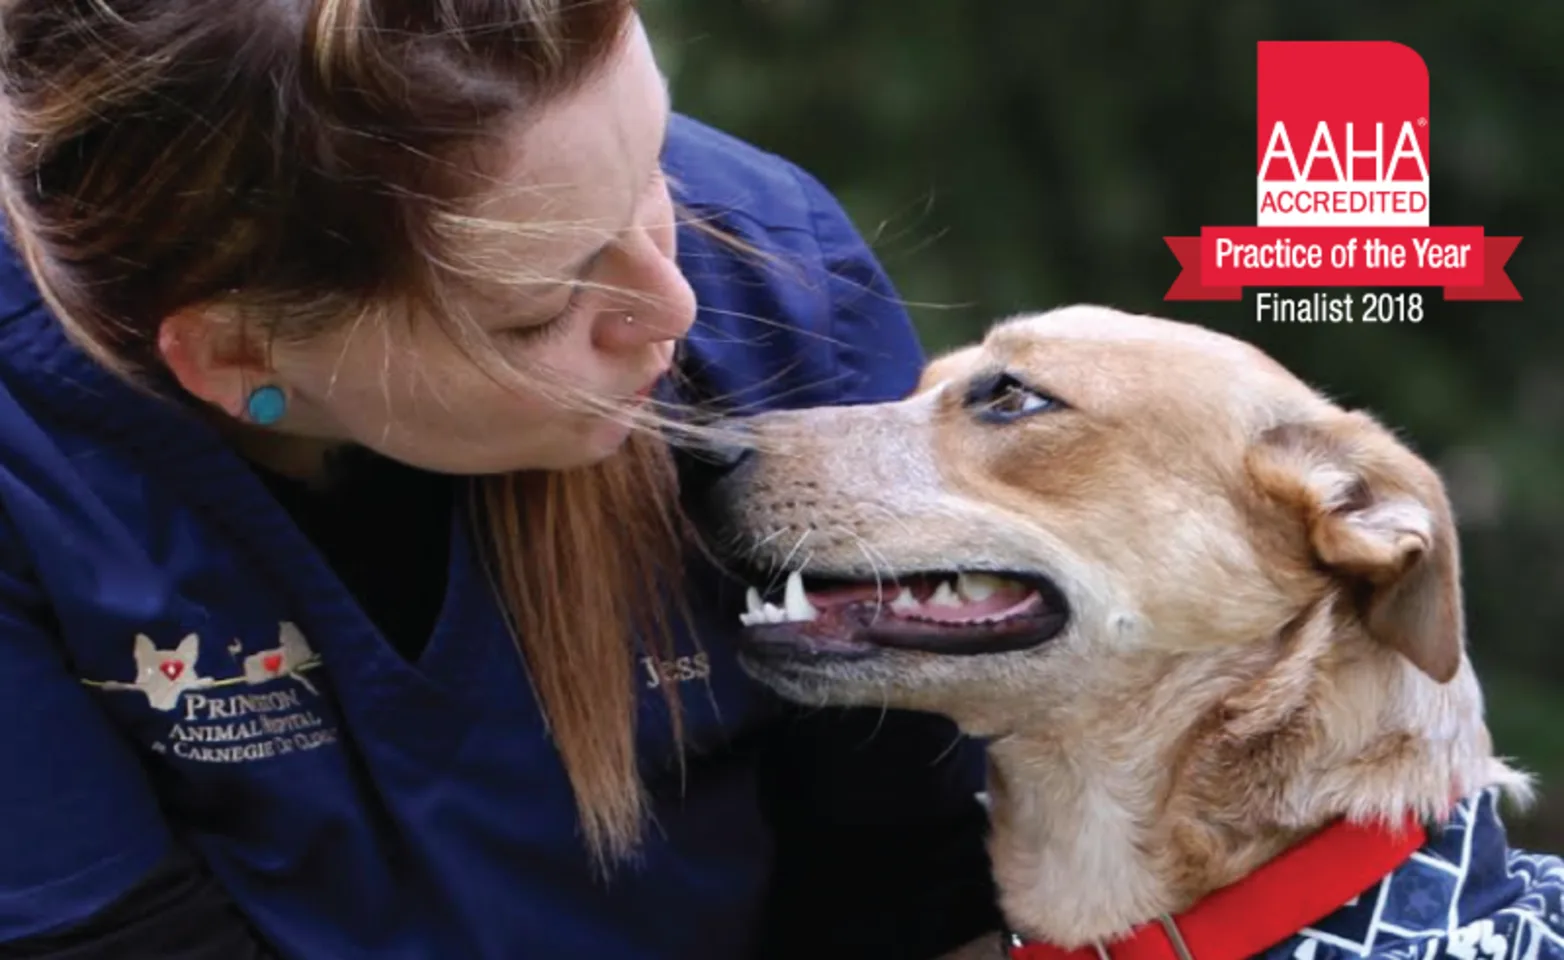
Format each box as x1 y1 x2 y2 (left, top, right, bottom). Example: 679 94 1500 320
560 244 611 285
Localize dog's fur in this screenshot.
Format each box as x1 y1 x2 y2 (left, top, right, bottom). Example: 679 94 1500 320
701 305 1533 956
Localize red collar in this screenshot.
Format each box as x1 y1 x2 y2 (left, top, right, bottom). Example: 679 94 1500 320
1007 814 1427 960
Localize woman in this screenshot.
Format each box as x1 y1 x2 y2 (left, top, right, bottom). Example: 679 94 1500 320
0 1 998 958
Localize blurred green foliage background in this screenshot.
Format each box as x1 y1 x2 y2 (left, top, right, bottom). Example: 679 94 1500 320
647 1 1564 846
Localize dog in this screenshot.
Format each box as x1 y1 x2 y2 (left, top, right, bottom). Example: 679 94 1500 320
122 633 214 711
697 305 1564 960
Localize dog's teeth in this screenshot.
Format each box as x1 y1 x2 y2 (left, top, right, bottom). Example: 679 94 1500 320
889 588 920 613
956 572 1000 602
763 602 787 624
930 581 961 607
738 587 768 626
783 571 819 622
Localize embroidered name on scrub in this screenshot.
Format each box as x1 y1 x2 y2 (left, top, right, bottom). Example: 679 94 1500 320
81 621 341 764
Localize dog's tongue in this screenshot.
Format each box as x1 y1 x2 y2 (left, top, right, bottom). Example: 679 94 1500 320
806 574 1036 623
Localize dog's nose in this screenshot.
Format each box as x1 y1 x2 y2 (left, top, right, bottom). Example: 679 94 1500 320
683 423 755 478
681 422 760 503
678 423 759 538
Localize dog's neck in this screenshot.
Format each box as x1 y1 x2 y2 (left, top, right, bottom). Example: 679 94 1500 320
977 617 1522 950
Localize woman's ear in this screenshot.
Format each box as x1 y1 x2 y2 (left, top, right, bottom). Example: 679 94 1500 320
157 306 272 419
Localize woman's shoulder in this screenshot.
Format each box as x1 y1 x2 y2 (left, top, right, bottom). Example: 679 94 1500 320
664 114 926 413
662 113 824 234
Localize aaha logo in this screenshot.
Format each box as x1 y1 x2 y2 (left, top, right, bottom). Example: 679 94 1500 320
84 622 338 764
1164 40 1521 314
1256 41 1430 227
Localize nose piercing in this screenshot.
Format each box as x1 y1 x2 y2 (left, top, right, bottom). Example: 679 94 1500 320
622 313 635 325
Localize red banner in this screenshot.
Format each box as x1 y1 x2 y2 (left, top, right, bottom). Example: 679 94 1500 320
1164 227 1521 301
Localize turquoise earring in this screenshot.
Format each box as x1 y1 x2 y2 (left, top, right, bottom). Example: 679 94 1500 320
245 384 287 426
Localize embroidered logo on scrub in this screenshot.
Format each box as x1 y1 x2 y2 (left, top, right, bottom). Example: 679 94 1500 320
82 622 339 764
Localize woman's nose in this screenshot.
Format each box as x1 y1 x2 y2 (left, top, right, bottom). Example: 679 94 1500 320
591 244 697 352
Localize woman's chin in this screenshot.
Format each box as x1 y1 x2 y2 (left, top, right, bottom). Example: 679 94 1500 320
353 413 644 476
502 417 638 472
580 414 639 456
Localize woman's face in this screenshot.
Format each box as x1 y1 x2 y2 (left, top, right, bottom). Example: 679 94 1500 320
165 15 695 475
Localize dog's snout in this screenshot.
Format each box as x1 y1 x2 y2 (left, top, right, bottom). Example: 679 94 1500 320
700 436 754 473
679 422 759 501
693 422 755 471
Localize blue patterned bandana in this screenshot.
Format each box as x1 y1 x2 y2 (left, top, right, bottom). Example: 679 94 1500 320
1260 789 1564 960
1009 789 1564 960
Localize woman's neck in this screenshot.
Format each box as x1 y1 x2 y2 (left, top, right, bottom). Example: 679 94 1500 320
218 417 347 485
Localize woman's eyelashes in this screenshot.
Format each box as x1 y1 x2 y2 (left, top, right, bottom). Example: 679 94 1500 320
499 285 587 345
494 168 667 346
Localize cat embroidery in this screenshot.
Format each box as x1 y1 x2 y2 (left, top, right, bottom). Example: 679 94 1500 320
82 622 326 713
241 622 321 694
77 623 338 765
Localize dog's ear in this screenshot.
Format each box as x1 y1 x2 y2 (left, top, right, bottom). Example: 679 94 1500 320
175 633 200 662
1248 414 1462 683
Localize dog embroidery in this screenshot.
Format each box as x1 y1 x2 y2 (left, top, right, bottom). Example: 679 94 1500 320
124 633 216 711
83 622 324 710
78 622 338 765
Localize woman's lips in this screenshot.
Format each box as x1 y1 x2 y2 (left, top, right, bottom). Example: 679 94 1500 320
633 369 668 399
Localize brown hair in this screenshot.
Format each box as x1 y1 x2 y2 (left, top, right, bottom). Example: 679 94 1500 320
0 0 693 867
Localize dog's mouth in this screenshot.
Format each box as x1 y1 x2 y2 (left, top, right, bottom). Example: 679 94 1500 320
736 570 1070 658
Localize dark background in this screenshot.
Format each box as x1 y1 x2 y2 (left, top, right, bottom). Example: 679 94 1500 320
646 2 1564 846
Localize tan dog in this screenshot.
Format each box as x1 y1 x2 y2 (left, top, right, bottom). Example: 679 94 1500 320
700 305 1538 959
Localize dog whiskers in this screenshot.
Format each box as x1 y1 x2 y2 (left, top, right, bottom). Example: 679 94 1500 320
929 728 968 769
842 530 894 624
860 502 917 537
870 686 891 742
748 527 787 559
778 529 813 577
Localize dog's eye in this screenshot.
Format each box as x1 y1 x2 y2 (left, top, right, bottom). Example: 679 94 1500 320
966 373 1062 424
